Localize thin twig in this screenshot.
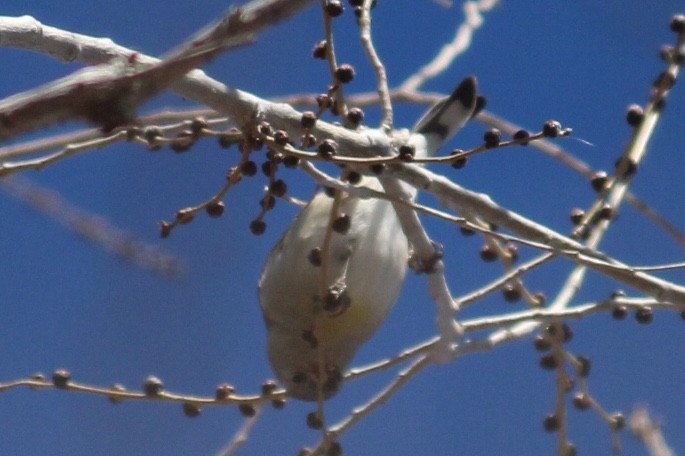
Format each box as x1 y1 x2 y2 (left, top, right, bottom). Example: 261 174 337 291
357 0 393 130
400 0 500 92
216 405 265 456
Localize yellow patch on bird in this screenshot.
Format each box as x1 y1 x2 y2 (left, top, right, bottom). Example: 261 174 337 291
315 296 378 347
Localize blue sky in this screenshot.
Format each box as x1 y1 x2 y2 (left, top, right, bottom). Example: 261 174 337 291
2 1 685 455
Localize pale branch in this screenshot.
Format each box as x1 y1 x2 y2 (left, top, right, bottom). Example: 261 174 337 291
357 0 393 130
626 193 685 248
0 15 418 162
5 12 682 258
0 174 183 277
314 291 673 452
279 88 685 250
5 10 681 260
394 163 685 305
0 373 286 407
458 252 556 309
630 408 675 456
0 110 228 161
215 405 265 456
0 130 131 175
380 174 464 359
299 155 685 308
488 32 685 345
478 109 685 249
400 0 501 92
320 0 349 120
460 296 664 334
430 296 667 367
345 338 436 381
0 0 316 141
321 356 432 451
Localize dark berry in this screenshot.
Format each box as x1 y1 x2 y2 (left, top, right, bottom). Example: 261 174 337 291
307 411 324 430
170 131 194 152
269 179 288 197
572 393 591 411
615 156 638 178
52 369 71 388
398 144 415 161
335 64 356 84
533 292 547 306
325 0 344 17
479 245 498 262
206 201 225 218
626 104 644 127
301 111 317 129
316 94 332 109
569 208 584 225
598 204 615 220
239 403 256 417
483 128 501 148
543 414 560 432
542 120 562 138
283 155 300 168
612 305 628 320
513 129 530 145
671 15 685 34
261 160 274 177
257 122 273 136
216 383 235 400
308 247 323 267
318 139 337 159
346 107 364 126
250 219 266 235
323 287 351 314
108 384 127 404
653 71 677 90
144 126 162 143
345 171 362 184
183 403 202 418
143 375 164 396
502 284 521 303
451 157 468 169
176 208 194 225
190 117 208 136
312 41 327 59
273 130 290 146
324 186 336 198
611 289 626 298
590 171 608 192
240 160 258 176
160 221 172 238
635 306 653 324
261 380 278 396
540 354 558 370
459 226 475 236
332 214 351 234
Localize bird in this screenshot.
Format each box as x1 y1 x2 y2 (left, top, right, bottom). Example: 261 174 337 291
259 77 481 401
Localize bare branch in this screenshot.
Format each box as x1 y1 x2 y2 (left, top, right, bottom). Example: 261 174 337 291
0 0 316 141
400 0 500 92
